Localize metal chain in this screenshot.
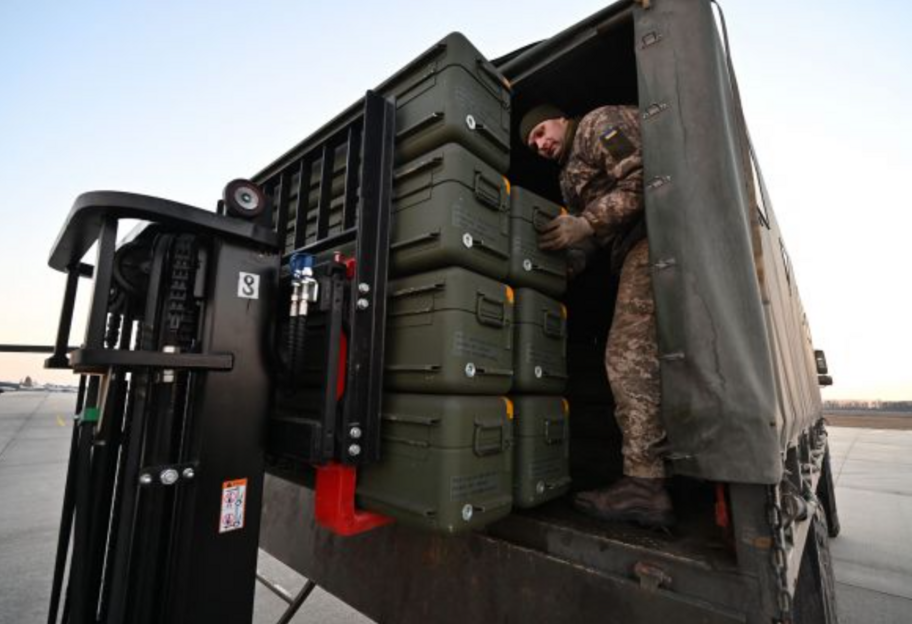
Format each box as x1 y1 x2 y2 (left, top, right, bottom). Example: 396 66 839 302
768 484 793 622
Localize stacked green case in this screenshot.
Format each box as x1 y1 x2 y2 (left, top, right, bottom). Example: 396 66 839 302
280 32 511 254
391 143 510 280
385 267 514 394
386 32 511 170
357 394 513 534
511 396 571 508
276 33 520 533
512 288 568 394
507 187 567 297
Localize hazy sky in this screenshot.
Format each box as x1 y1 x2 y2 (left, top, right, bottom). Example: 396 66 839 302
1 1 910 400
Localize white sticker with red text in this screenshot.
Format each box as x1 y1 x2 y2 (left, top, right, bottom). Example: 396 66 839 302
220 478 247 533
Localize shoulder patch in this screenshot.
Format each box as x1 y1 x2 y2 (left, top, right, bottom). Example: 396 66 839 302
600 126 636 161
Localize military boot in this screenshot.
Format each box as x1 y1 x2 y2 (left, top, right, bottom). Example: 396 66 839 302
573 476 675 529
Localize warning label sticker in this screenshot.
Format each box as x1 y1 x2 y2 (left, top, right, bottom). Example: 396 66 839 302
219 478 247 534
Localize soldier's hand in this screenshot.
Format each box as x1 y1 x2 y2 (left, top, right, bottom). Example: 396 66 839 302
539 214 593 251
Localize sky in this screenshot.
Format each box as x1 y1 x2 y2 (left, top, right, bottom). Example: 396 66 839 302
1 0 910 400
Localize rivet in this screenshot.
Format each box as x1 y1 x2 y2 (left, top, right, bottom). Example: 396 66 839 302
160 469 179 486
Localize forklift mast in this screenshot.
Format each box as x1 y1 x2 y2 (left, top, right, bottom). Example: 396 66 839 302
39 91 395 624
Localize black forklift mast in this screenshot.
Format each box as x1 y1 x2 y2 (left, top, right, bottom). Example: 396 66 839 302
20 91 396 624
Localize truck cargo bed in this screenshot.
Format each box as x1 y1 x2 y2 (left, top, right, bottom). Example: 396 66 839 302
260 473 759 624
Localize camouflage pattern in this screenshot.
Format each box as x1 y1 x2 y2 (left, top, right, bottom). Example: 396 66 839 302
605 240 665 478
559 106 645 250
559 106 666 479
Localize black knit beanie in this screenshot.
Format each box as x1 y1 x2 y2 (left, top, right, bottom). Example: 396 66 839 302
519 104 567 145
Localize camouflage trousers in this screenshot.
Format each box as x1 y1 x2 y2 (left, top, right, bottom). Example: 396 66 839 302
605 238 667 479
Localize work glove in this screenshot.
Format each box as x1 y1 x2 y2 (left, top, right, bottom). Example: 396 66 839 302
539 214 593 251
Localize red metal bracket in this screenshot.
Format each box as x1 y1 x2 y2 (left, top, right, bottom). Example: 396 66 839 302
714 483 730 531
333 252 357 280
314 463 393 536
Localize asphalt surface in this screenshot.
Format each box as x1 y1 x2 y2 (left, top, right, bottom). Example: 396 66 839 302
1 391 909 623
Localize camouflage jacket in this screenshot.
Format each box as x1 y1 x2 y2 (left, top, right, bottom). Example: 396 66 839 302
559 105 645 265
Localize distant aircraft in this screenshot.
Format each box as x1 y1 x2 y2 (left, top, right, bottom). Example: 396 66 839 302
0 381 20 393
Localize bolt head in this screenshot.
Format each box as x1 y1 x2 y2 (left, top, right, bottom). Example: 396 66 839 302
462 233 474 248
462 504 474 521
350 427 362 439
464 363 476 378
465 114 477 130
534 366 543 379
139 473 153 485
357 298 370 311
522 258 533 272
536 481 546 495
160 468 179 486
182 467 195 480
348 444 361 457
358 283 370 294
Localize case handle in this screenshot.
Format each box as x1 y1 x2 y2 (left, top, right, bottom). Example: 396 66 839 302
473 172 505 211
473 418 506 456
543 417 566 445
542 310 566 338
476 293 506 327
475 59 511 100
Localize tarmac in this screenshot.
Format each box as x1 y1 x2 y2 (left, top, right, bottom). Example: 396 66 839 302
1 391 910 623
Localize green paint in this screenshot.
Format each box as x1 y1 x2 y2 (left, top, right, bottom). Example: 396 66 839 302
82 407 100 423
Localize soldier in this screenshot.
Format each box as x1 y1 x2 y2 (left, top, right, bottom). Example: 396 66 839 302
520 104 674 528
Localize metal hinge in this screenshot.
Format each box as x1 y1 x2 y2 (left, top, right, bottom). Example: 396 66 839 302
641 31 663 48
646 175 672 191
642 102 669 120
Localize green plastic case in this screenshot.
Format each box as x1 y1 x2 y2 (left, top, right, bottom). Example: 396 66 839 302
357 393 514 534
390 143 510 279
506 187 567 297
385 267 514 394
512 288 568 394
511 396 571 508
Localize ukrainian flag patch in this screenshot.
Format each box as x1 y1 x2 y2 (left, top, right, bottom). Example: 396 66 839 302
600 125 636 161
